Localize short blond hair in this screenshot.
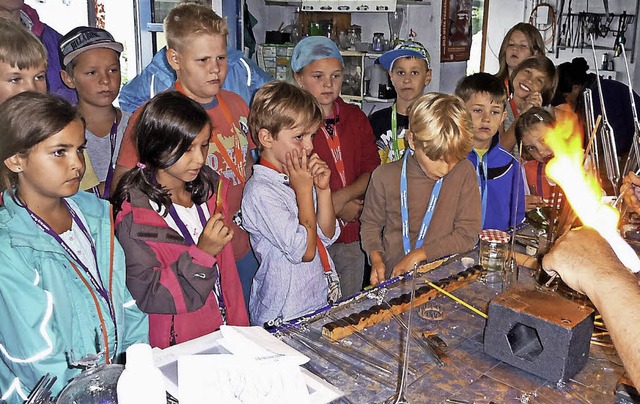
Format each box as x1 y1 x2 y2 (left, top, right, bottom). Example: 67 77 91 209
164 2 228 52
0 17 47 70
408 93 474 163
248 81 323 151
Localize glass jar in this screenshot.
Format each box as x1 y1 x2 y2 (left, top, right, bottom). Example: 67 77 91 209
372 32 385 52
479 229 510 284
347 25 361 46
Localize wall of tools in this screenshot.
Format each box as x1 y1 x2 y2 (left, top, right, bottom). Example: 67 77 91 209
486 0 640 86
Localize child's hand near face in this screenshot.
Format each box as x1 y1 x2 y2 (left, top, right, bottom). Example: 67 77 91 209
307 153 331 191
284 149 314 195
523 91 543 113
198 213 234 256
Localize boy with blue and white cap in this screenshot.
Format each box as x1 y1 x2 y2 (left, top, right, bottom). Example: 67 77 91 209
369 41 432 164
292 36 380 296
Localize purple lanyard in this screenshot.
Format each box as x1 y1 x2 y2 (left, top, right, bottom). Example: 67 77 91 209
24 200 117 332
101 119 118 199
168 203 227 322
91 119 118 199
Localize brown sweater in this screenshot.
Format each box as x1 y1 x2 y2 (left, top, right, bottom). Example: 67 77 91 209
360 154 481 276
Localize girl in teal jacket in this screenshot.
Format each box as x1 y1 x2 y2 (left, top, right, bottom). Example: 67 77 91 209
0 92 148 403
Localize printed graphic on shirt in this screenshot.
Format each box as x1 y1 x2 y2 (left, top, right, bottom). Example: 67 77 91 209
377 127 408 164
208 116 250 186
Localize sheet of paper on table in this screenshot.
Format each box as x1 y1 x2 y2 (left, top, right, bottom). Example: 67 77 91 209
152 325 343 404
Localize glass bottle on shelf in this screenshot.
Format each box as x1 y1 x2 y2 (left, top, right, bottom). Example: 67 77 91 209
372 32 385 52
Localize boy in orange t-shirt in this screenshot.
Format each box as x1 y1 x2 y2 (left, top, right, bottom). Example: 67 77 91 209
114 3 257 307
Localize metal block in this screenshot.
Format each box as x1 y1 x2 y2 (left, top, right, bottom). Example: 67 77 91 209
483 286 594 382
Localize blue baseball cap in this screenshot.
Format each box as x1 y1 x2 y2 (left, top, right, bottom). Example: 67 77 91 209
291 36 344 73
378 41 431 71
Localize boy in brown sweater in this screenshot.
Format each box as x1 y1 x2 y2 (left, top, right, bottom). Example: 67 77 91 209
361 93 482 285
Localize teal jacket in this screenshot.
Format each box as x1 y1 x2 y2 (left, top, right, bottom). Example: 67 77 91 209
0 191 148 403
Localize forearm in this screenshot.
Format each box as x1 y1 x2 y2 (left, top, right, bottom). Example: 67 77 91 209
333 173 371 207
296 190 317 261
316 187 336 239
586 270 640 387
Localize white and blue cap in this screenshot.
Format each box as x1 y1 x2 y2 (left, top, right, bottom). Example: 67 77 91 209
378 41 431 71
291 36 344 73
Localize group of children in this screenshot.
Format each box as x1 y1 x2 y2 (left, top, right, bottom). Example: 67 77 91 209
0 1 581 399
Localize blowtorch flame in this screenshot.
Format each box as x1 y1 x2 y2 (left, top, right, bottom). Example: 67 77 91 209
544 115 640 272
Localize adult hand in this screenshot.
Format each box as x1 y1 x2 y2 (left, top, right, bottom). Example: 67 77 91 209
622 171 640 216
197 213 234 256
542 227 620 294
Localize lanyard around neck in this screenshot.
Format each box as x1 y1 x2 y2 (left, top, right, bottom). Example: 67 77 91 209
390 103 401 160
400 152 443 255
101 117 119 199
474 151 489 227
321 102 347 187
23 198 117 361
168 200 227 323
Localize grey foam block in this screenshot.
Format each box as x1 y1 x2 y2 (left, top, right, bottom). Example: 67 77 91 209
483 286 594 382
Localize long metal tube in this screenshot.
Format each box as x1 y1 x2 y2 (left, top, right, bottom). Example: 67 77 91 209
590 34 621 194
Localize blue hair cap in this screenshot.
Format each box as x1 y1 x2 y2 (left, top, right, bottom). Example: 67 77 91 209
291 36 344 73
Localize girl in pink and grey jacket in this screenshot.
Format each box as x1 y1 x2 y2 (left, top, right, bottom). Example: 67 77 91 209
112 92 248 348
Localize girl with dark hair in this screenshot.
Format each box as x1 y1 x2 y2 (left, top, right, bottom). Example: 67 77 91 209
0 92 148 403
514 107 557 210
111 91 248 349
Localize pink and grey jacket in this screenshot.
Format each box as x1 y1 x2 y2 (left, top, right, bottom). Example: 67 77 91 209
115 168 248 348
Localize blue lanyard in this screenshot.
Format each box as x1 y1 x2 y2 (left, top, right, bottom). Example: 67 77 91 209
400 152 443 255
168 202 227 323
474 150 489 227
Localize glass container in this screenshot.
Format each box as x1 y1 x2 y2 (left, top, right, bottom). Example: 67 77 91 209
57 364 124 404
372 32 385 52
479 229 510 284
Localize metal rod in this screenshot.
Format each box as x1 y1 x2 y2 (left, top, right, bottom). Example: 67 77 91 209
583 90 600 175
305 329 394 375
381 301 444 367
287 331 396 389
619 44 640 178
386 264 418 404
326 313 419 375
590 33 621 194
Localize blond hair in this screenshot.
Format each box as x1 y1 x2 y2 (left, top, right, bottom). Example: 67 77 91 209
248 81 323 151
0 17 47 70
164 2 228 52
408 93 473 163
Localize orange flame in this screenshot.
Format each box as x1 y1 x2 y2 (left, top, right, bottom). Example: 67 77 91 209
544 115 620 233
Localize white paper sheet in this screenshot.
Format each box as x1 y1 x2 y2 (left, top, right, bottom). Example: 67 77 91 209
178 354 310 404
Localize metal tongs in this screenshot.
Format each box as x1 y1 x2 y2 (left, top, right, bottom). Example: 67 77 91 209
25 373 57 404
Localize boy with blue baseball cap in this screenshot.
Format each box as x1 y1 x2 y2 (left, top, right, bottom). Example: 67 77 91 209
369 41 432 164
